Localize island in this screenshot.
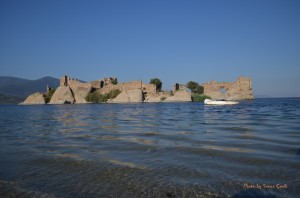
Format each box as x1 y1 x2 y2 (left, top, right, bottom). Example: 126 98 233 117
20 75 253 105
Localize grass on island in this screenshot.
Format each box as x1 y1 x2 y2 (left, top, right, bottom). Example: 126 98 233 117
191 93 211 102
85 89 121 103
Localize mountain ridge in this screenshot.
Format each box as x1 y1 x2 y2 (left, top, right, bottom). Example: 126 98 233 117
0 76 60 103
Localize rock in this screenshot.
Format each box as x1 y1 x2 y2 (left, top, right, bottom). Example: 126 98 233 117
144 92 166 102
111 89 143 103
20 92 45 105
164 90 192 102
144 96 161 102
49 86 75 104
69 84 92 103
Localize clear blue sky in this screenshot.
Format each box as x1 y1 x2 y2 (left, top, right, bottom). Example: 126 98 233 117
1 0 300 97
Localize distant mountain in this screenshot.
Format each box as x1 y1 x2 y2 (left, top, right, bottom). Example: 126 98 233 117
0 93 24 104
0 76 31 86
0 76 60 103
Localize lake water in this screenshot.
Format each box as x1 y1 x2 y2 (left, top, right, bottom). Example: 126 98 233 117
0 98 299 197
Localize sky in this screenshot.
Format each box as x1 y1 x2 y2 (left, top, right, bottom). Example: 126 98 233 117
0 0 300 97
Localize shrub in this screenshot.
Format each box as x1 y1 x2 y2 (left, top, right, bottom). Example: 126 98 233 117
108 89 121 99
85 92 100 103
85 89 121 103
191 93 211 102
111 78 118 85
98 93 109 103
44 88 56 103
160 96 167 101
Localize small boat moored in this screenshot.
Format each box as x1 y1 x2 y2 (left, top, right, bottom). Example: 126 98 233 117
204 99 239 105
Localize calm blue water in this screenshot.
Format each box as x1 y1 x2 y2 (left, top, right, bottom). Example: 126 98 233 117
0 98 300 197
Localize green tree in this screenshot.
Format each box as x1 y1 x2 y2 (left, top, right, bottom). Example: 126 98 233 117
186 81 203 94
149 78 162 91
196 85 204 94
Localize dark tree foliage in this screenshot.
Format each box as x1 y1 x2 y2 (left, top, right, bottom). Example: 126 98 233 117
85 89 121 103
186 81 203 94
149 78 162 91
111 79 118 85
44 89 56 103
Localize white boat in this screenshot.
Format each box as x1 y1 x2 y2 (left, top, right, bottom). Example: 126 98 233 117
204 99 239 105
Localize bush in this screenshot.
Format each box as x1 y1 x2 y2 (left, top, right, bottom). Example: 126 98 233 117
85 92 100 103
160 96 167 101
85 89 121 103
44 88 56 103
191 93 211 102
111 79 118 85
108 89 121 99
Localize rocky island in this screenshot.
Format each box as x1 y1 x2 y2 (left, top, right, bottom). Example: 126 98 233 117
20 75 253 105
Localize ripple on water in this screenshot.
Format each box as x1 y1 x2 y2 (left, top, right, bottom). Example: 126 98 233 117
0 99 300 197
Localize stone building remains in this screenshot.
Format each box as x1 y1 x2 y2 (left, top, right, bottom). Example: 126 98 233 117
173 83 188 92
202 76 253 100
21 75 253 104
48 75 160 104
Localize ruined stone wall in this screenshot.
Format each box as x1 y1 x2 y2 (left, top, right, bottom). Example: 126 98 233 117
202 76 253 100
98 80 156 95
120 81 143 90
97 81 138 93
59 75 92 103
90 77 117 89
173 83 187 92
141 82 157 94
60 76 90 89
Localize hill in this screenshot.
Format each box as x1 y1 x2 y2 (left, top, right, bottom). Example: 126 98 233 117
0 76 60 103
0 93 24 104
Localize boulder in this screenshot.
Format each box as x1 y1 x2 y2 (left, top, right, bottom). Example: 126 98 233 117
111 89 143 103
164 90 191 102
144 92 166 102
49 86 75 104
20 92 45 105
69 84 92 103
144 96 161 102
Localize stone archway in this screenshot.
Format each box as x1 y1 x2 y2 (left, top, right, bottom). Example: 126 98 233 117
219 86 229 98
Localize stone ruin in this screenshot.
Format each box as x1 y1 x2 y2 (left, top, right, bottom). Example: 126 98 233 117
48 75 192 103
90 77 117 89
173 83 188 92
20 75 253 104
46 75 160 104
202 76 253 100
